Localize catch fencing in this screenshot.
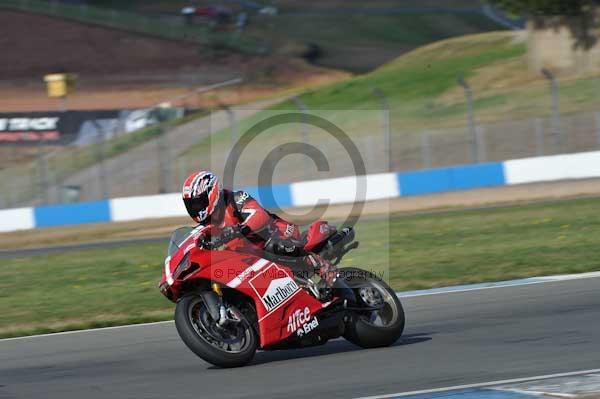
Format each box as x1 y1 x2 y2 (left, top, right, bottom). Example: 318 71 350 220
3 149 600 233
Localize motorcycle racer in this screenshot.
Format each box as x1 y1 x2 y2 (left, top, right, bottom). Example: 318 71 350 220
182 171 338 288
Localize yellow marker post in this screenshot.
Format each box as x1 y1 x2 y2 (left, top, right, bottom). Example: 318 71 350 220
44 73 77 111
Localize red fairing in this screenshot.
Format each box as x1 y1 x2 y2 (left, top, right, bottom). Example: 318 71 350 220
159 218 405 367
304 221 336 252
214 257 325 347
160 227 326 348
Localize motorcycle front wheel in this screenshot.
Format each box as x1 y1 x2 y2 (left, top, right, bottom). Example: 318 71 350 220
339 267 405 348
174 293 258 368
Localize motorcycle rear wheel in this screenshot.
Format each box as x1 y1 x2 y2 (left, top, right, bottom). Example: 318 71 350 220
339 267 405 348
174 293 258 368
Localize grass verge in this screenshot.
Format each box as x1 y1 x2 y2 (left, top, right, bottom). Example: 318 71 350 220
1 196 599 338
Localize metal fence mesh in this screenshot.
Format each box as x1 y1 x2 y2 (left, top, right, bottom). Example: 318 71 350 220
2 105 600 209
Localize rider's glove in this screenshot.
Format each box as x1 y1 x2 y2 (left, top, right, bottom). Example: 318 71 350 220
274 239 302 256
221 225 241 242
198 234 215 249
199 225 242 250
305 253 338 287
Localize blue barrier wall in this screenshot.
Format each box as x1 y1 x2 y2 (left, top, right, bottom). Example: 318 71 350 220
34 200 112 228
28 163 508 229
398 162 505 196
244 183 293 209
3 151 595 232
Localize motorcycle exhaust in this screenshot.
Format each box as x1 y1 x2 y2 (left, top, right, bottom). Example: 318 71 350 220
319 227 359 265
319 227 354 258
329 227 355 248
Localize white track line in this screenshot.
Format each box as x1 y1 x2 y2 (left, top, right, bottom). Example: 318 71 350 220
354 368 600 399
2 270 599 342
0 320 173 342
492 388 577 398
537 271 600 281
398 271 600 298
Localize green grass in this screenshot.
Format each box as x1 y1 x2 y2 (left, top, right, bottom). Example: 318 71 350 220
84 0 481 12
2 1 502 72
0 242 172 338
293 29 600 126
72 1 501 71
288 34 525 110
2 196 599 338
181 32 527 164
250 12 504 72
181 30 600 174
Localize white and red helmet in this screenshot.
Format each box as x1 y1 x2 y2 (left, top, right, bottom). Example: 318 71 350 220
182 171 222 223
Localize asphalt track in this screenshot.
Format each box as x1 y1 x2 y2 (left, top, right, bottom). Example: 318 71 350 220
1 276 599 399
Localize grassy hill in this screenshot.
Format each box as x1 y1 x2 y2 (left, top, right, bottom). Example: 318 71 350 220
179 31 600 186
0 2 507 206
249 11 504 72
183 31 526 152
4 0 504 72
83 0 484 13
189 29 600 136
94 0 503 71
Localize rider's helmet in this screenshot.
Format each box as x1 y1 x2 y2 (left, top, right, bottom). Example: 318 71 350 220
182 171 222 223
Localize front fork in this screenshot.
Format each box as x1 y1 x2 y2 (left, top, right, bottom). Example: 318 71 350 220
199 283 242 326
295 276 321 299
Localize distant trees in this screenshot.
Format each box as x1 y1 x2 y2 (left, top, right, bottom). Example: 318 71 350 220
490 0 600 72
491 1 598 17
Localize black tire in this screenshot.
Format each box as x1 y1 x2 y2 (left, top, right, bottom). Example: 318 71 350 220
174 294 258 368
340 267 405 348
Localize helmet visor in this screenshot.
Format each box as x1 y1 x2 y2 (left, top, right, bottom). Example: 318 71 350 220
183 192 209 221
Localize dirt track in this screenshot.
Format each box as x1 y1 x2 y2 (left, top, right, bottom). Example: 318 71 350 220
2 177 599 250
0 11 231 80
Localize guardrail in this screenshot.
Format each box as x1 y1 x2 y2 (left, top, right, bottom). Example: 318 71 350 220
1 150 600 232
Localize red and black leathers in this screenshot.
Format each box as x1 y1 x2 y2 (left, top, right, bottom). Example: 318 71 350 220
210 190 300 251
201 189 336 286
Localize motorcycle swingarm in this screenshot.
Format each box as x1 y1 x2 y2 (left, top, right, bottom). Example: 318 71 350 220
343 304 385 312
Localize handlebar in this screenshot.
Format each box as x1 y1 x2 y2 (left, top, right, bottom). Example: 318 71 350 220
197 225 243 250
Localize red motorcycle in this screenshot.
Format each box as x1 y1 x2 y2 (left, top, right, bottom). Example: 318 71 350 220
159 221 405 368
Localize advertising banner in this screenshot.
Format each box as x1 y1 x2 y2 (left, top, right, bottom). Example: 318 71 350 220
0 108 191 146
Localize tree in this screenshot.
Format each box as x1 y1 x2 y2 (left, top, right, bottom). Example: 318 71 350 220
491 0 597 16
490 0 600 72
491 0 599 49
